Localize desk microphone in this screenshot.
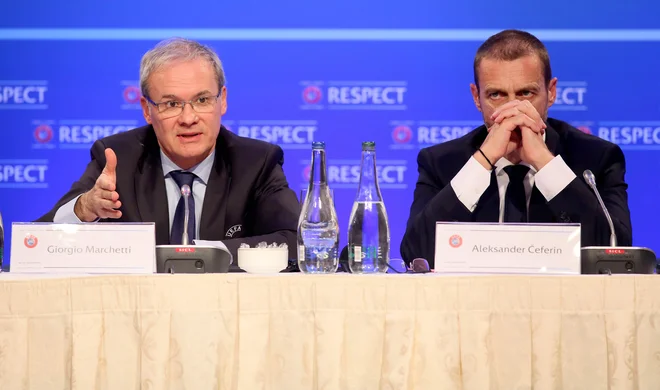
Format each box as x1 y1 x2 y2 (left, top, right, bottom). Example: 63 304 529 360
154 183 231 274
582 170 616 246
580 169 657 274
180 184 191 246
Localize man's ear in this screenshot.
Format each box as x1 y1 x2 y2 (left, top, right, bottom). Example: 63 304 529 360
547 77 558 108
470 83 482 112
140 96 152 124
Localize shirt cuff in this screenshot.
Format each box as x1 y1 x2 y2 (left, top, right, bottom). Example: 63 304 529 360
193 240 233 264
534 155 577 201
450 156 492 212
53 195 86 223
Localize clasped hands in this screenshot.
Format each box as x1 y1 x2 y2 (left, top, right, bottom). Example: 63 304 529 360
475 100 554 171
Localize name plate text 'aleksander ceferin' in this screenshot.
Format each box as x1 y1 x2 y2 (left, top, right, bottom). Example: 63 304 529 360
434 222 581 274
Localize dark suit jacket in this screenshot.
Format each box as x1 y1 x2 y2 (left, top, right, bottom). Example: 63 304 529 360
400 118 632 267
37 125 301 260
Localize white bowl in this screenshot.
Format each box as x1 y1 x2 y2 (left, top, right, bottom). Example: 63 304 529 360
237 247 288 274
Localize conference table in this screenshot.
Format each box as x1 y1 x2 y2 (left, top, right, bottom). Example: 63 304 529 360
0 272 658 389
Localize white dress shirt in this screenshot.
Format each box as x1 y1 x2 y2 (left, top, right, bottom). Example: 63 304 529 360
450 151 576 222
160 149 214 240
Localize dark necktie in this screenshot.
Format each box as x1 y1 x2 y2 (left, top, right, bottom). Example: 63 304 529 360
503 165 530 223
170 170 196 245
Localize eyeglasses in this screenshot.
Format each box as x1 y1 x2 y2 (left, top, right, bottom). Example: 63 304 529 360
387 258 431 274
145 91 221 119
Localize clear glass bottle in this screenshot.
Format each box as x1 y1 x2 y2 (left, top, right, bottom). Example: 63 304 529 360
297 142 339 274
347 141 390 273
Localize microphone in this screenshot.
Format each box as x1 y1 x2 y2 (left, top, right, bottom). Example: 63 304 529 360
154 185 231 274
180 184 191 246
580 169 657 274
582 170 616 246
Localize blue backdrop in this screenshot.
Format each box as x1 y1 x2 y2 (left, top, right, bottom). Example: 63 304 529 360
1 0 659 267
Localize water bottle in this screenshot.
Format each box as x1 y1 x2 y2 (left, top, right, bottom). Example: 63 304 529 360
297 142 339 274
347 141 390 273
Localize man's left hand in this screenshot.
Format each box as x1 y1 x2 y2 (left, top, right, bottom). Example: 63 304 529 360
491 100 554 170
520 126 554 170
491 100 546 133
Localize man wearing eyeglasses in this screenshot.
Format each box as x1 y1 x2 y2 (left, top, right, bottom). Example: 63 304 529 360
37 37 300 260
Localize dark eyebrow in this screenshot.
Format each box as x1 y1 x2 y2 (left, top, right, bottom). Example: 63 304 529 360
484 87 504 95
516 83 541 92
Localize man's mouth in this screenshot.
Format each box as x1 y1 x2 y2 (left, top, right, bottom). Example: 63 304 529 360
177 132 202 140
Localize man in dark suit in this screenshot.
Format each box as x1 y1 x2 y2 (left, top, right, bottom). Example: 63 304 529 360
400 29 632 267
37 37 300 261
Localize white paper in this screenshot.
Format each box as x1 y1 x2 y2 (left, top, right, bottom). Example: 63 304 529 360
434 222 581 274
10 222 156 274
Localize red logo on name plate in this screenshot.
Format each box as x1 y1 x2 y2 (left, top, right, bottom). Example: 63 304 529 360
175 247 196 253
24 234 38 248
449 234 462 248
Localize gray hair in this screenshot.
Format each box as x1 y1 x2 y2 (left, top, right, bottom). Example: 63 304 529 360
139 37 226 97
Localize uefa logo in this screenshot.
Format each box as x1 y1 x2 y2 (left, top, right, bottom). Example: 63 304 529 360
33 124 53 143
123 85 141 104
392 125 413 144
24 234 38 248
302 86 322 104
449 234 462 248
225 224 242 238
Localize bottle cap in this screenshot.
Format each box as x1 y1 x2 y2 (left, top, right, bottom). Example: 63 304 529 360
312 141 325 150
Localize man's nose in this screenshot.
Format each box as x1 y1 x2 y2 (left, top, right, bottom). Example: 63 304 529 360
177 103 198 126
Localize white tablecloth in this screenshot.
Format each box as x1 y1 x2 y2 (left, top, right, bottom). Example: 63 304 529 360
0 273 659 389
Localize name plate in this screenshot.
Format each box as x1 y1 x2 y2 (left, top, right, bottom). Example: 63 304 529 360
434 222 581 274
10 223 156 274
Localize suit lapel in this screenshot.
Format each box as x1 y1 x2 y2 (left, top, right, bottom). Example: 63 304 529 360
474 171 500 222
199 128 231 240
134 129 170 245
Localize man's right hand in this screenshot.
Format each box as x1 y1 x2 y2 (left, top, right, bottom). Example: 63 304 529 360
74 148 122 222
474 100 546 169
